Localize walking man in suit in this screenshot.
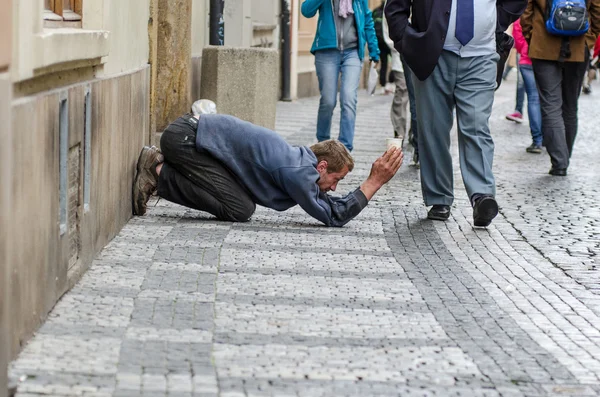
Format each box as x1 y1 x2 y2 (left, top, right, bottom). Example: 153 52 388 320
385 0 527 226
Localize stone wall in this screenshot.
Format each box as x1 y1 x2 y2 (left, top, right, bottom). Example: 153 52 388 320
7 67 150 359
1 0 11 393
200 46 279 129
154 0 192 133
0 73 12 397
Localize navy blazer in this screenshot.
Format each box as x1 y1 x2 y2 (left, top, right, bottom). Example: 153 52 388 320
385 0 528 81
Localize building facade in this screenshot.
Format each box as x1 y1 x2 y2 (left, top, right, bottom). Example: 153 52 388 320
1 2 383 392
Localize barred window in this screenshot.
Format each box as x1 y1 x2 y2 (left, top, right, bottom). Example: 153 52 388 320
44 0 82 28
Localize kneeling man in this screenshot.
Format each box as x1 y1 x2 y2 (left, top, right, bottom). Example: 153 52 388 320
133 112 403 227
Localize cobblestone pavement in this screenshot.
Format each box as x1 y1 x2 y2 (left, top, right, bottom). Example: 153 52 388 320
9 76 600 397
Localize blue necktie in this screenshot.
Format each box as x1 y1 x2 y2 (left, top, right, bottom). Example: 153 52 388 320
455 0 474 46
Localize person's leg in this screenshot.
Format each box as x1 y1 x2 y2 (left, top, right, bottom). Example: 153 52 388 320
390 70 409 139
338 48 363 151
561 59 588 159
506 62 525 122
520 65 543 148
516 63 525 114
502 64 513 80
315 49 342 142
413 50 457 206
588 64 597 86
582 58 592 94
378 42 390 87
157 163 255 222
157 120 256 221
532 59 568 170
454 53 498 201
401 55 419 158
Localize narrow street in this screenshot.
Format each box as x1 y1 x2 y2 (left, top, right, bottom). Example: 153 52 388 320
9 77 600 397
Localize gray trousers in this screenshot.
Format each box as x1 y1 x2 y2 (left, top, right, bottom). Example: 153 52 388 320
390 70 409 139
413 50 498 206
531 58 587 169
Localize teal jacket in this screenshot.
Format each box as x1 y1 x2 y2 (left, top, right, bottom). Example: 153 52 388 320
301 0 380 62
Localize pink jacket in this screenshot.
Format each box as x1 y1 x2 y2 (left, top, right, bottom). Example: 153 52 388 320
513 19 532 66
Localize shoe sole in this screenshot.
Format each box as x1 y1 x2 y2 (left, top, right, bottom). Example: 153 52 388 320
526 149 542 154
505 116 523 123
427 212 450 221
473 197 498 227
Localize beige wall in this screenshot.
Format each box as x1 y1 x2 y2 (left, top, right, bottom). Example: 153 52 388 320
12 0 108 82
0 0 10 72
0 0 11 394
7 67 150 359
0 73 11 397
224 0 252 47
296 1 318 98
99 0 151 76
252 0 279 25
12 0 150 86
191 0 209 57
251 0 280 48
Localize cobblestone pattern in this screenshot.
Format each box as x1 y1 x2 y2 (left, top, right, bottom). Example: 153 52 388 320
9 79 600 396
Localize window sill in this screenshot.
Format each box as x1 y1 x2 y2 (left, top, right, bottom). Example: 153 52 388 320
33 28 110 74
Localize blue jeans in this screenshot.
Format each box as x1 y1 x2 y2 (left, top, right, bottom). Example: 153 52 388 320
315 48 362 151
520 65 542 146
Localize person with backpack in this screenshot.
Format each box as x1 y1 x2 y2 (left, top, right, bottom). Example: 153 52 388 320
521 0 600 176
513 19 543 154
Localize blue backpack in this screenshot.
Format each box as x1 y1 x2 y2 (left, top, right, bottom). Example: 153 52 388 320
546 0 590 36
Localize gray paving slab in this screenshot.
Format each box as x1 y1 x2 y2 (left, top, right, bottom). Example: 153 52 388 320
9 76 600 396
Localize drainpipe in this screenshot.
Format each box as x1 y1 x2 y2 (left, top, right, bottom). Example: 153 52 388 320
209 0 225 45
280 0 292 101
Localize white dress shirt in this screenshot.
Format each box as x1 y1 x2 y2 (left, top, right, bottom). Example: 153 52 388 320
443 0 497 57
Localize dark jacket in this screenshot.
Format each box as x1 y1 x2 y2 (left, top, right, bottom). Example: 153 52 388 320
385 0 528 81
195 114 369 227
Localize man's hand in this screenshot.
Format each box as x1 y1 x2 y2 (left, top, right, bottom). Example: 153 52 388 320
360 147 404 200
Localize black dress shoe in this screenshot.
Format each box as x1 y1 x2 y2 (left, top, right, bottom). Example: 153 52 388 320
549 167 567 176
427 205 451 221
473 196 498 227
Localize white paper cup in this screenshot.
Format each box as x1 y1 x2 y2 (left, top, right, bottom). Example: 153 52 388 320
386 138 403 150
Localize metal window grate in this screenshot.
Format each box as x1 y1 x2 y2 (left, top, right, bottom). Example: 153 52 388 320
59 93 68 236
68 144 81 268
83 87 91 212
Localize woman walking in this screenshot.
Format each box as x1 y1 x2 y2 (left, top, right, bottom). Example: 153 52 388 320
301 0 380 152
513 19 543 153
